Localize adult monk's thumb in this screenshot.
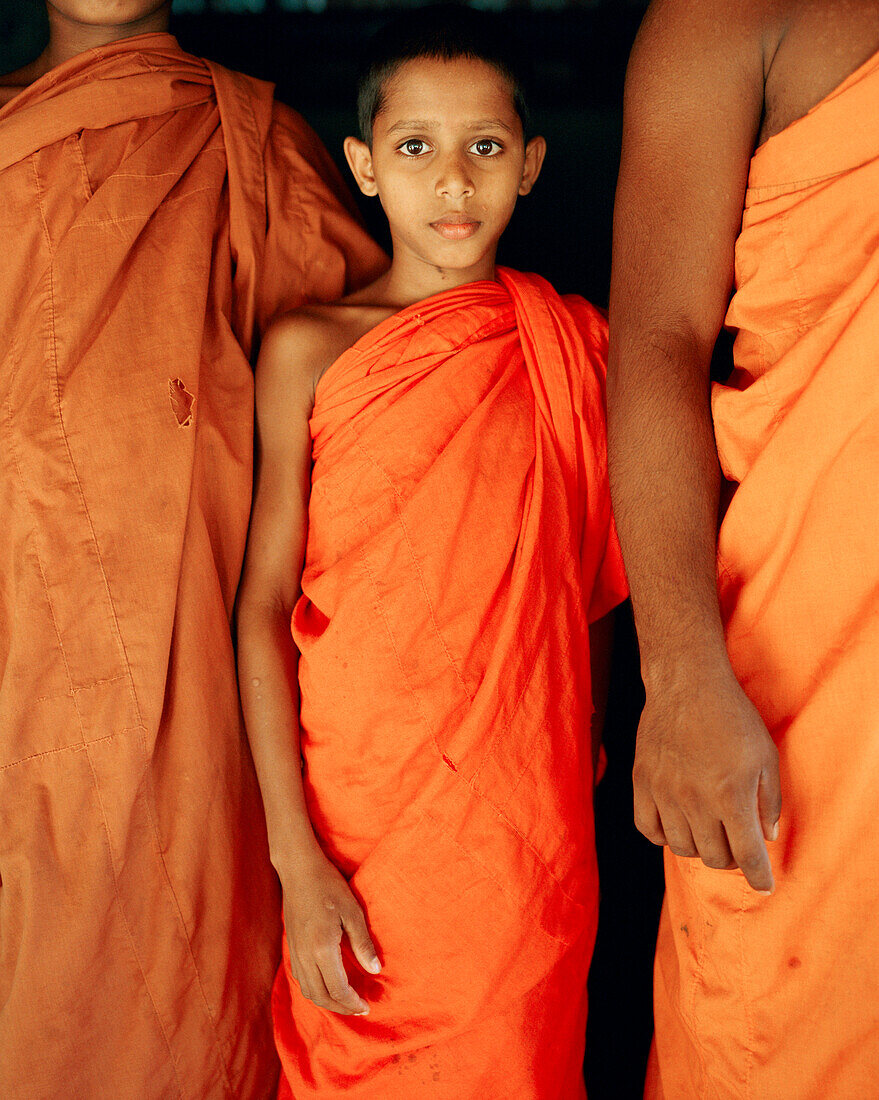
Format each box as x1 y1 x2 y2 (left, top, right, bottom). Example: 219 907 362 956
758 762 782 843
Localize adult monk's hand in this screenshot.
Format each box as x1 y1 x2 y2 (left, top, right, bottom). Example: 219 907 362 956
281 850 382 1016
633 665 781 893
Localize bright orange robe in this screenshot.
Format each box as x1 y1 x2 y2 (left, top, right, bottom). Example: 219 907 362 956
0 33 384 1099
648 49 879 1100
272 269 627 1098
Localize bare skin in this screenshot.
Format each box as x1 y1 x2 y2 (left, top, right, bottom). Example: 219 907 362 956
609 0 879 893
238 55 610 1019
0 0 171 104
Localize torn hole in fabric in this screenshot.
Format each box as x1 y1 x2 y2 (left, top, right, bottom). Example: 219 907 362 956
169 378 195 427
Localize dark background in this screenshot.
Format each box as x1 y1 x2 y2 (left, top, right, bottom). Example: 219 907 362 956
1 3 663 1096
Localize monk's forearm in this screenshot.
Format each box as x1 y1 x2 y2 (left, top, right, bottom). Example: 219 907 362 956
237 602 322 871
607 328 730 687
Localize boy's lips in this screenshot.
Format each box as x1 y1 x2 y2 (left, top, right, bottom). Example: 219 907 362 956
430 214 481 240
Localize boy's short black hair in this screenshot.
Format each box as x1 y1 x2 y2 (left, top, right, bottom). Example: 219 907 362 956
357 4 532 145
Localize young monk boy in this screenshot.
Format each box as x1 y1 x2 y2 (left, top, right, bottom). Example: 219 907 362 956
237 9 627 1097
0 3 384 1097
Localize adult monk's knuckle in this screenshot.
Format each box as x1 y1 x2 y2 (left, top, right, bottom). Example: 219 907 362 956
633 814 660 843
668 841 697 858
702 851 731 870
676 786 703 815
717 794 750 821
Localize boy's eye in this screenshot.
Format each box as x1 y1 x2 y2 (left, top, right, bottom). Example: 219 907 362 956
469 139 503 157
399 139 430 157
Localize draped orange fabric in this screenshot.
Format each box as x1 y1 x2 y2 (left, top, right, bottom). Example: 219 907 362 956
272 269 627 1098
648 49 879 1100
0 34 384 1099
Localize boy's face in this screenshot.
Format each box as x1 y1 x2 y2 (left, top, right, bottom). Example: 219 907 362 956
46 0 171 27
346 57 545 276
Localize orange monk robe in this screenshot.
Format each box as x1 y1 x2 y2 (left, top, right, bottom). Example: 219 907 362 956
0 33 385 1100
272 269 628 1099
647 49 879 1100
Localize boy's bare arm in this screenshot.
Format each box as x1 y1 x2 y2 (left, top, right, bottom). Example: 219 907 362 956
608 0 780 891
237 315 380 1016
237 318 322 871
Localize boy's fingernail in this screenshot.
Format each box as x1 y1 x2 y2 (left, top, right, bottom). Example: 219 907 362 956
355 1007 369 1016
369 956 381 974
769 821 779 841
757 888 773 897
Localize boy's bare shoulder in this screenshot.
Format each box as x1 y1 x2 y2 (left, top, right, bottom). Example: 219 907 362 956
260 298 397 393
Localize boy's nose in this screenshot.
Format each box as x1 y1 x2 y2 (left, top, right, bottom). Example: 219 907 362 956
435 155 475 200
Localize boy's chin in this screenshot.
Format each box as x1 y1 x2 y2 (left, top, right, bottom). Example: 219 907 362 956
49 0 170 26
420 243 496 274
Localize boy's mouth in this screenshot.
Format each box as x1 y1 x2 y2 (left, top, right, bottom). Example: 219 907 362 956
430 214 481 241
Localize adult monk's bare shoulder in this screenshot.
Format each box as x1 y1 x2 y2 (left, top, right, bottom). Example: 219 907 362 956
633 0 879 149
762 0 879 142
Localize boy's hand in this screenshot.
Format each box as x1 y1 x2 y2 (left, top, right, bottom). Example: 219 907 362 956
633 664 781 893
281 851 381 1016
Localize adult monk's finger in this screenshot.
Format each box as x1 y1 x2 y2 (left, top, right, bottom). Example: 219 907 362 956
656 806 698 858
725 810 774 893
689 819 735 870
758 762 782 842
314 941 369 1015
633 790 668 847
341 902 381 975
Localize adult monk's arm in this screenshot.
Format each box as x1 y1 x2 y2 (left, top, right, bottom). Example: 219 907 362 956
608 0 781 891
237 319 380 1015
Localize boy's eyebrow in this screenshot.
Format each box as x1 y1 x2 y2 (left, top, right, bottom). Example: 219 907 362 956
467 118 517 135
384 117 517 136
385 119 438 134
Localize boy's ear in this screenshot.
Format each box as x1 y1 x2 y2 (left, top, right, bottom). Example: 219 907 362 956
344 137 379 197
518 136 547 196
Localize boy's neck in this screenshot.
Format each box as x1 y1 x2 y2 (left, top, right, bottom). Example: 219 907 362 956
38 4 171 77
378 248 498 309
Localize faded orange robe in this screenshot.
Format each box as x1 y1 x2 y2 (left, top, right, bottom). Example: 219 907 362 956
648 49 879 1100
0 33 384 1099
273 269 627 1098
